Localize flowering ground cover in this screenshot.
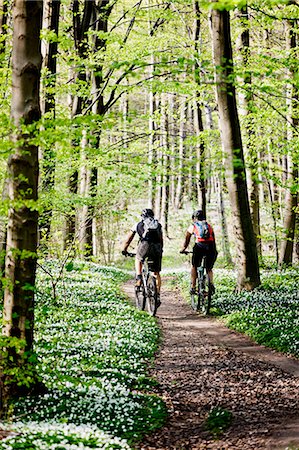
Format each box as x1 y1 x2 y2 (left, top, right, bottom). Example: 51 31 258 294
176 268 299 357
0 262 167 449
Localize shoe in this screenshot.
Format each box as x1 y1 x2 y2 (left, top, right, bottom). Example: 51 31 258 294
209 283 215 295
156 294 161 308
190 287 196 295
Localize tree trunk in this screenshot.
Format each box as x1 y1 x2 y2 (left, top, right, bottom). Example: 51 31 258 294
194 0 207 215
160 94 170 237
175 97 187 210
279 18 298 267
236 4 261 256
39 0 61 242
210 6 260 291
63 0 93 250
1 0 42 407
217 174 233 266
148 55 157 210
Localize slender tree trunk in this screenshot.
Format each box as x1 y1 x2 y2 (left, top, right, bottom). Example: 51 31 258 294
39 0 61 242
279 18 298 266
148 56 157 210
1 0 42 408
0 1 10 287
78 131 90 253
217 174 233 266
175 98 187 210
63 0 93 250
210 6 260 291
237 4 261 256
160 94 170 236
194 0 207 215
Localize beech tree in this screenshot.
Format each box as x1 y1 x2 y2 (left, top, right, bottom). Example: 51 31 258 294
210 4 260 290
279 18 298 266
1 0 42 409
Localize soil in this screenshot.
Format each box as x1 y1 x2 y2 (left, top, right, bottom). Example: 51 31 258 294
123 279 299 450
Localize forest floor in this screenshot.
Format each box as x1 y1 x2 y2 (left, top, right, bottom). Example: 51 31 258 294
123 278 299 450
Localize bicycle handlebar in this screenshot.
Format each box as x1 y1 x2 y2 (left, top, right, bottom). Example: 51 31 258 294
123 251 136 257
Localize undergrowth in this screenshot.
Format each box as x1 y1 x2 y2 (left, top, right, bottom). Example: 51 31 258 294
176 268 299 358
0 261 167 449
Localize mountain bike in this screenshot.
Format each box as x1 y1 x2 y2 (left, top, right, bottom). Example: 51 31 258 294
182 251 212 315
125 252 159 316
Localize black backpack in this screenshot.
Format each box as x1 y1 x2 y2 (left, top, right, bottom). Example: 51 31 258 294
138 217 161 243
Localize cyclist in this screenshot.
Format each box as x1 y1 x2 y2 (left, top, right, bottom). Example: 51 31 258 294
122 208 163 303
180 209 217 295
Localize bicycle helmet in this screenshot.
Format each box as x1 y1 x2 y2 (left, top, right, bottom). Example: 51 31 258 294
192 209 205 220
141 208 154 219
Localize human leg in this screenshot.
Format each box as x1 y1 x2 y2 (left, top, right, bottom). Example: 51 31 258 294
135 241 149 286
154 271 161 293
135 258 142 276
191 265 197 289
191 244 202 290
206 245 217 293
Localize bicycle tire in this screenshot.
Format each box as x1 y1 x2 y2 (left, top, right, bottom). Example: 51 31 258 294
135 285 146 310
202 290 212 315
190 291 199 311
198 275 206 314
201 278 212 315
146 274 158 316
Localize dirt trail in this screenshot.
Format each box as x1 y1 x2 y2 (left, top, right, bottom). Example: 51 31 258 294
123 281 299 450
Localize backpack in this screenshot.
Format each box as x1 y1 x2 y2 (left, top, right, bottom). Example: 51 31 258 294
142 217 160 242
194 220 211 241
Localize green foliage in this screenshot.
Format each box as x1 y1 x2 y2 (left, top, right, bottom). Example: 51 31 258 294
1 262 167 448
176 268 299 357
0 337 40 391
204 406 233 438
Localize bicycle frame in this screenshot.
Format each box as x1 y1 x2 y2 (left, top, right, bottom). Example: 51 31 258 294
183 251 212 315
125 252 158 316
141 258 158 316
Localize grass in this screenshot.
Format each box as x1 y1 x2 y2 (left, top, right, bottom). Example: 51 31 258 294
0 261 167 449
176 267 299 358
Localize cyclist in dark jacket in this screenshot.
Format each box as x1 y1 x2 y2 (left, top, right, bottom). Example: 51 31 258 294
122 208 163 299
180 209 217 294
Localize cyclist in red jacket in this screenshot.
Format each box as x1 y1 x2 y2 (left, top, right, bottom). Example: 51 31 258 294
180 209 217 295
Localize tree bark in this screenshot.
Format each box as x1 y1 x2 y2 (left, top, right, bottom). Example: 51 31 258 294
1 1 42 411
160 94 170 236
175 97 187 210
236 4 261 256
63 0 94 251
39 0 61 242
194 0 207 215
279 18 298 266
210 6 260 290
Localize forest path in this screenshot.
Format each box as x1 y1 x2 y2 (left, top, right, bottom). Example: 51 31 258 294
122 278 299 450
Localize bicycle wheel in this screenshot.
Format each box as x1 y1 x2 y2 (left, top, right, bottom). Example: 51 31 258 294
198 275 207 314
146 274 158 316
135 284 146 310
202 289 212 315
190 289 200 311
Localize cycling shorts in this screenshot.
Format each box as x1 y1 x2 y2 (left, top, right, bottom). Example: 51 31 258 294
136 241 162 272
192 243 217 270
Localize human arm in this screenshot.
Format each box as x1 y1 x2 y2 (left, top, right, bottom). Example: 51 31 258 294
180 231 192 253
122 230 136 255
